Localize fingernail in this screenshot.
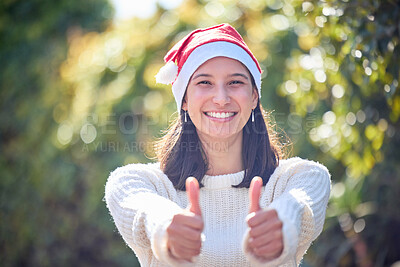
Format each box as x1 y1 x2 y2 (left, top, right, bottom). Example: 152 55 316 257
201 233 206 242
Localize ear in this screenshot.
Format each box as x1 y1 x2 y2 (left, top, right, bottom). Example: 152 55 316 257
181 95 188 111
251 88 259 109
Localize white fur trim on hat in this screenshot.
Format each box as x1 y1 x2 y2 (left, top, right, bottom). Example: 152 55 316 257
155 61 178 85
172 41 262 111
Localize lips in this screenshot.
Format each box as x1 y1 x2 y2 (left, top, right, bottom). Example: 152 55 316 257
204 111 237 119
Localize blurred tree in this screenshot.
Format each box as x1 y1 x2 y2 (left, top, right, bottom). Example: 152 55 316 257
0 0 139 266
279 1 400 266
1 0 399 266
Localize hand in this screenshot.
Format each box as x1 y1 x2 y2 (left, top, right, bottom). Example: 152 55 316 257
247 176 283 260
166 177 204 262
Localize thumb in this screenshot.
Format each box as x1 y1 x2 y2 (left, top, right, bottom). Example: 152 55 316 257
249 176 263 213
186 177 201 216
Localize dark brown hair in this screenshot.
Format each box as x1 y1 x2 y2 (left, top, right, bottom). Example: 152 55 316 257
155 98 283 191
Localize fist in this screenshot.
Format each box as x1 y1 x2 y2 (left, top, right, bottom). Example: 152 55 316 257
247 177 283 260
166 177 204 262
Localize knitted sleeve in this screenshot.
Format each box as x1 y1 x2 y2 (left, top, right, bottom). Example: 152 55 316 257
104 163 192 266
243 158 331 266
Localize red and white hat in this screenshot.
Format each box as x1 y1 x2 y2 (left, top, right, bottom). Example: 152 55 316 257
155 23 262 111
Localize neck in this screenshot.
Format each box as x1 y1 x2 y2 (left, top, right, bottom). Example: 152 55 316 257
198 132 244 176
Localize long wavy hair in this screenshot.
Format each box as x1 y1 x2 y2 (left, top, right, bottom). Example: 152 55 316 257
155 90 283 191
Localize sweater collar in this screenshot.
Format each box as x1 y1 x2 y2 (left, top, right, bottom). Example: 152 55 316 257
202 170 245 189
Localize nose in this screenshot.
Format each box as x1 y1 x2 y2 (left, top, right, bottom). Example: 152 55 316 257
212 84 230 106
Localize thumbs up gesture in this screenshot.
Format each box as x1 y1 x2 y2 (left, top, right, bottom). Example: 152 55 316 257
187 177 202 216
246 177 283 260
166 177 204 262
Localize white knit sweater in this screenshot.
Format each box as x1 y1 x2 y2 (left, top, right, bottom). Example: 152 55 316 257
105 157 331 267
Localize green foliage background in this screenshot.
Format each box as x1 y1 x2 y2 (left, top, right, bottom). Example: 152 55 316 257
1 0 399 266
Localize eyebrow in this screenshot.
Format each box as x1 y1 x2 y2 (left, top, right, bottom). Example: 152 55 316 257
230 73 249 80
192 73 249 80
192 73 212 80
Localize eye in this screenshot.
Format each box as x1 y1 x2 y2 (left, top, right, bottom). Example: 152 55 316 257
197 80 212 85
229 80 244 85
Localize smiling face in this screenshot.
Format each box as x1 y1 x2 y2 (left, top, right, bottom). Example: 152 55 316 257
182 57 258 142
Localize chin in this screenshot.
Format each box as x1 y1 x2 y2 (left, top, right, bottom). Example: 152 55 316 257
201 128 241 141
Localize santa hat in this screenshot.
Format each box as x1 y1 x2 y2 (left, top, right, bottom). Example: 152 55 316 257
155 23 262 111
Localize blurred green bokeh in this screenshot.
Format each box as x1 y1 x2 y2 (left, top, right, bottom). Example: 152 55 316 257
1 0 399 266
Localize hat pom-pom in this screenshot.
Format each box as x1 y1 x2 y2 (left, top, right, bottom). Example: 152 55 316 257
155 61 178 85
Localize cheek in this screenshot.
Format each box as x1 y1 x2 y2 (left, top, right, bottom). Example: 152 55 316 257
191 88 209 98
186 95 202 118
237 91 256 108
187 90 208 109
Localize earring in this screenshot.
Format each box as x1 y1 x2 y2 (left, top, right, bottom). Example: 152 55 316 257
184 110 187 123
251 109 254 123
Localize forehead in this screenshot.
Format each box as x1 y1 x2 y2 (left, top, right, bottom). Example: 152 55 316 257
194 56 249 74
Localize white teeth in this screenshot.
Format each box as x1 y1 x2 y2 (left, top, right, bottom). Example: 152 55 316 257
206 112 235 118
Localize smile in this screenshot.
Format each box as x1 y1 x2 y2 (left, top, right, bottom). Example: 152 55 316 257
204 112 236 119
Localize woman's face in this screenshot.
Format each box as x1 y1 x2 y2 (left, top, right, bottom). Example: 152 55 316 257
182 56 258 142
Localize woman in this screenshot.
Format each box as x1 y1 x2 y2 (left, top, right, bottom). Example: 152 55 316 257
105 24 331 267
